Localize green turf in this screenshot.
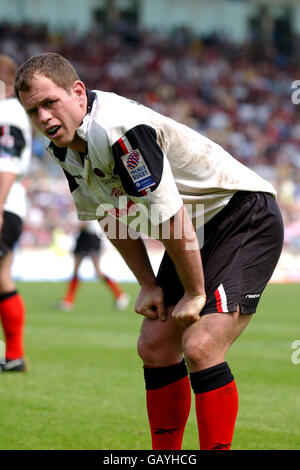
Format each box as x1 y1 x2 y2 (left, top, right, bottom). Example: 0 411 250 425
0 282 299 450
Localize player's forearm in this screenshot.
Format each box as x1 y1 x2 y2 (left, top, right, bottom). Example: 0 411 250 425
111 236 156 286
100 221 156 286
160 206 205 296
0 172 16 210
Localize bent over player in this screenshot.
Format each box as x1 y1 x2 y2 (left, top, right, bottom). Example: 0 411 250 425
15 53 284 449
0 54 32 372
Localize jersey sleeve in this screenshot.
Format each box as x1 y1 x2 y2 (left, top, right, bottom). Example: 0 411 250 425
112 124 183 225
0 125 26 174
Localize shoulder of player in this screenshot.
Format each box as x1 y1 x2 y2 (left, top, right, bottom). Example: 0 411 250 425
91 90 162 144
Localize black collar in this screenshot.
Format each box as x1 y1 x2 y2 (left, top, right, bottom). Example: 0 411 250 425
48 88 96 162
48 141 67 161
86 89 96 113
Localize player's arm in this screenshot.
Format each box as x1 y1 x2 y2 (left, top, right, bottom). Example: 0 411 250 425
0 124 26 231
159 205 206 326
0 171 16 208
111 123 206 324
99 217 166 321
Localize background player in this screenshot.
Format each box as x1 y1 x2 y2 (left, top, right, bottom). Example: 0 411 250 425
15 53 283 449
0 54 32 372
60 220 130 311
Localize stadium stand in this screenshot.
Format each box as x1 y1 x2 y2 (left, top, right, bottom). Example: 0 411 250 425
1 22 299 281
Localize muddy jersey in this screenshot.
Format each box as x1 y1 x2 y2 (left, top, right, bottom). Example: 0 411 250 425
47 90 276 234
0 97 32 219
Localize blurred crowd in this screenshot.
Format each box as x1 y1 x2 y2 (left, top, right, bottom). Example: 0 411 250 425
1 21 300 252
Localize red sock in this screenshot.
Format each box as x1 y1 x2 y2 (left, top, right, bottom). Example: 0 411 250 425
191 362 238 450
0 291 26 360
144 360 191 450
103 276 122 298
64 276 79 303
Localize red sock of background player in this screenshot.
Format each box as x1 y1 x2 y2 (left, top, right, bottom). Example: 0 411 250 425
63 276 79 303
0 291 26 360
103 275 123 299
144 359 191 450
190 362 238 450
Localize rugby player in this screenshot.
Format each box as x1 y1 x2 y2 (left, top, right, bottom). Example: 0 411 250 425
0 54 32 372
15 53 283 449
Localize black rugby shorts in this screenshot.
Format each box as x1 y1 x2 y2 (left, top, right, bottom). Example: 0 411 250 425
156 191 284 315
0 211 23 259
74 230 101 257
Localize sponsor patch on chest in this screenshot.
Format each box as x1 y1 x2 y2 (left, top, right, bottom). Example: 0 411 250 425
121 149 155 192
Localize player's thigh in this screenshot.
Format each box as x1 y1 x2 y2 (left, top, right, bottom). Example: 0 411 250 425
0 211 22 256
182 309 252 371
137 305 185 367
90 253 103 276
0 212 22 292
73 254 83 273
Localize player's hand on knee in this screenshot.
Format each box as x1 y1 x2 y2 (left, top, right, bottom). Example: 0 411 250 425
135 284 166 322
172 292 206 327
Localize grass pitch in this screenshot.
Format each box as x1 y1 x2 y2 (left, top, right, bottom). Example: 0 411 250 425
0 281 299 450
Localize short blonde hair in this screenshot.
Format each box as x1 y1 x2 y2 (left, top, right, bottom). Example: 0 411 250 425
14 52 80 100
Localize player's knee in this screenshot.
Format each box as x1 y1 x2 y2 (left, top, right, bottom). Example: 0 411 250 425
137 332 180 366
183 332 218 369
137 333 158 364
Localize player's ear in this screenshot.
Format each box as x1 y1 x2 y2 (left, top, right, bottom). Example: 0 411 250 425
71 80 86 107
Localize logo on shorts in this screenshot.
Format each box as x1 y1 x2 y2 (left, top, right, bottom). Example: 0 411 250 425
245 293 261 299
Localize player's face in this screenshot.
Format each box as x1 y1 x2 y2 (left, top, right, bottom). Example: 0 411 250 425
19 74 87 149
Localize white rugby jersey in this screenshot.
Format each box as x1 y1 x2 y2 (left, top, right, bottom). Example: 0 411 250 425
0 97 32 218
47 90 276 235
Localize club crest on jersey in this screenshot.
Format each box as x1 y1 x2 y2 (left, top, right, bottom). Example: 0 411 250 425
121 148 155 192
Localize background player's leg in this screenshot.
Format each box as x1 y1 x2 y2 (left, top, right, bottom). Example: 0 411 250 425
90 254 130 310
0 251 26 371
183 309 252 450
60 254 82 310
138 308 191 450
